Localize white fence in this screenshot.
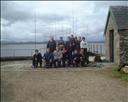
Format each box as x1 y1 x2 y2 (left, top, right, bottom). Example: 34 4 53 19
1 43 105 57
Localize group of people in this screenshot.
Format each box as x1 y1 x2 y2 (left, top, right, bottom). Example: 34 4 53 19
32 35 89 68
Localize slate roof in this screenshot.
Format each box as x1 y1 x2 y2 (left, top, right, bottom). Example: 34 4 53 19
104 6 128 34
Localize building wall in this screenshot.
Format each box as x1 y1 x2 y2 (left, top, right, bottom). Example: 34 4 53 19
105 15 113 61
119 30 128 66
114 31 120 65
105 15 120 65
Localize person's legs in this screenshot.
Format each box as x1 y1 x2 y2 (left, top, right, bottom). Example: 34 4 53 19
35 61 38 68
62 59 66 67
80 58 85 67
84 48 89 64
72 59 75 67
68 51 72 67
58 59 61 67
53 59 57 68
49 59 53 68
76 60 80 67
39 60 42 67
45 60 50 68
32 60 36 68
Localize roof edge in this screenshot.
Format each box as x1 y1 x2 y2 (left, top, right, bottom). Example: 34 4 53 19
104 6 119 35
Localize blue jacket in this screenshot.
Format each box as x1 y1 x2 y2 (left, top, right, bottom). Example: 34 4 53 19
43 52 54 61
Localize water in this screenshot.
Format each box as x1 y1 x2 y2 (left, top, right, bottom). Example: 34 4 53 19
1 43 105 57
1 44 47 57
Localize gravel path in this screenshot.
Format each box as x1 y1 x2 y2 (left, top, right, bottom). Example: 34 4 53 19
1 61 128 102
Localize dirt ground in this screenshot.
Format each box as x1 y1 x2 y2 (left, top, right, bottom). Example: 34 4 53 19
1 61 128 102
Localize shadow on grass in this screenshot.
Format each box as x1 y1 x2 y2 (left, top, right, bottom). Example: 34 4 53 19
1 80 15 102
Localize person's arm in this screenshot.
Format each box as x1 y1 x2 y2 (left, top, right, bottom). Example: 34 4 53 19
80 41 82 49
54 41 56 48
43 53 46 60
32 54 35 60
86 41 88 49
39 53 43 60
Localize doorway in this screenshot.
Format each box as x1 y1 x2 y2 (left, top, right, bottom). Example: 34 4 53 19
109 30 114 62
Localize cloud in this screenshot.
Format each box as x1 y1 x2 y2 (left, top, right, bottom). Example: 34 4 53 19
1 1 127 42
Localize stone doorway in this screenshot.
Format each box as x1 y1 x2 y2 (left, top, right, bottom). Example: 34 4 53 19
109 29 114 62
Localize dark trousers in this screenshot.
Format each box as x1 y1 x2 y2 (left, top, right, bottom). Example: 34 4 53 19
54 59 61 68
72 59 79 67
62 59 66 67
33 60 42 68
83 48 89 64
80 59 85 67
45 60 53 68
67 51 72 66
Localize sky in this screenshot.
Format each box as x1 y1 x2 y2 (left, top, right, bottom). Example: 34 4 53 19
1 1 128 42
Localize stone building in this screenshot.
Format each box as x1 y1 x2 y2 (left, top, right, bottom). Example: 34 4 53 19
104 6 128 67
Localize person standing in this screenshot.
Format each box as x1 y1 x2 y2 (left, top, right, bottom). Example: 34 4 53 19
58 36 65 50
65 36 72 67
77 36 82 51
80 37 89 64
47 36 56 52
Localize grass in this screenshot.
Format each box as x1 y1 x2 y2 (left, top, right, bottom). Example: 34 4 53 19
112 67 128 82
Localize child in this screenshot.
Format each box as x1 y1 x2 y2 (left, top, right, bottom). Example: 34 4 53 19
62 47 68 67
53 47 62 68
43 48 54 68
72 49 80 67
32 49 42 68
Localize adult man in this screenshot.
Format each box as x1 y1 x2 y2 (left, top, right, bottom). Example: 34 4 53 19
47 37 56 52
77 36 82 51
65 36 73 66
80 37 89 64
58 36 65 50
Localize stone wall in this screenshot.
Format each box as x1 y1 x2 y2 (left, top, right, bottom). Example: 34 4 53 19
119 30 128 67
114 31 120 65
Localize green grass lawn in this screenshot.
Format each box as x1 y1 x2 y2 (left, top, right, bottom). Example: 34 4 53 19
112 67 128 82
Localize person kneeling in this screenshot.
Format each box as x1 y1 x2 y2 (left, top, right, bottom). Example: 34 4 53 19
43 48 54 68
72 49 80 67
53 47 62 68
32 49 42 68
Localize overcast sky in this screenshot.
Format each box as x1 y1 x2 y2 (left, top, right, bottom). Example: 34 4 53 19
1 1 128 42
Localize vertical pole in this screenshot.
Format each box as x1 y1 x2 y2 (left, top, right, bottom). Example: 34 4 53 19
72 2 74 35
96 44 98 54
100 44 102 55
93 44 95 53
34 10 37 49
